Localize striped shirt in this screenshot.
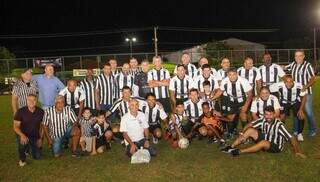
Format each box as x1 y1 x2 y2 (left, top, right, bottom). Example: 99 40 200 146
12 79 38 108
79 78 96 109
250 95 281 118
258 63 285 86
174 63 198 78
193 74 219 92
217 69 228 80
59 87 85 109
42 106 77 138
269 82 307 104
168 113 184 132
95 73 116 105
237 66 261 95
251 118 293 151
79 118 94 137
111 68 121 77
286 61 315 94
184 99 204 123
169 75 193 99
220 77 252 103
201 92 215 109
109 97 147 117
141 104 168 126
129 67 142 79
115 72 134 98
148 68 170 99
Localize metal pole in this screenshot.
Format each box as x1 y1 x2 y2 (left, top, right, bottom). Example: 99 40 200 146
130 41 133 58
154 26 158 56
313 28 318 73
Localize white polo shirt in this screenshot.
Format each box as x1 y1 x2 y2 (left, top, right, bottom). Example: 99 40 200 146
120 111 149 144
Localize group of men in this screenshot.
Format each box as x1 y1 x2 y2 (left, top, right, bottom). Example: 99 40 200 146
12 50 316 166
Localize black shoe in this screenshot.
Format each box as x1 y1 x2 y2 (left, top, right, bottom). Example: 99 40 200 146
230 148 240 156
71 151 81 158
220 145 234 153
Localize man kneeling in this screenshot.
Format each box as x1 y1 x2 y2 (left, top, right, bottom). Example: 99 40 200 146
221 106 306 158
120 99 157 157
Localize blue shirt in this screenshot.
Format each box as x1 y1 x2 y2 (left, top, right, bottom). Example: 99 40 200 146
32 74 65 107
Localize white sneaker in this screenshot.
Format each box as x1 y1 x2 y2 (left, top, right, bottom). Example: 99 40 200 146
297 133 304 142
152 137 159 144
19 160 26 167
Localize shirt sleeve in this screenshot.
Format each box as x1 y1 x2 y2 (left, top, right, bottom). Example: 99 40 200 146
159 108 168 120
42 109 49 126
242 78 253 92
169 78 175 91
278 123 293 141
219 79 226 91
147 71 153 81
307 64 315 78
251 119 263 130
273 97 281 110
277 65 285 77
250 100 258 113
13 109 23 121
269 83 280 93
141 114 149 129
79 87 86 102
59 88 66 96
69 107 77 123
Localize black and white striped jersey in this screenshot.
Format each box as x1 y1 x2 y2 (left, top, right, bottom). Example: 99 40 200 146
148 68 170 99
168 113 185 132
59 87 85 109
258 63 285 86
250 95 281 118
169 75 193 99
141 104 168 126
217 69 228 80
174 63 198 78
197 67 222 80
95 74 116 105
12 79 38 109
269 82 307 104
184 99 204 123
111 68 122 77
115 72 134 98
129 67 142 79
237 67 261 86
201 92 215 109
79 118 94 137
251 118 293 151
109 97 147 116
193 74 219 92
286 61 315 94
79 78 96 109
220 77 252 103
42 106 77 138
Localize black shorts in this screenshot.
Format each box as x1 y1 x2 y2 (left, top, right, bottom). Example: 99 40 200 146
220 96 243 115
255 130 281 153
149 124 162 133
280 102 301 117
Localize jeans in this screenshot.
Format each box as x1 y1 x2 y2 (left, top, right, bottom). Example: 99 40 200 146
304 94 317 135
126 139 157 157
52 126 72 155
17 136 41 162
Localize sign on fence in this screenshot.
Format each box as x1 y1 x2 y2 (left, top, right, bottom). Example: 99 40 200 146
73 69 101 77
34 58 62 67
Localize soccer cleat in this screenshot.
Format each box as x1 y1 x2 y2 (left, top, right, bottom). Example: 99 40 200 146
19 160 26 167
297 133 304 142
220 145 234 154
230 148 240 156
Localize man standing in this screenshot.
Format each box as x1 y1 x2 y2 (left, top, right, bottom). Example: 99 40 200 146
33 64 65 110
148 56 171 113
109 59 121 77
196 57 220 80
95 63 117 112
134 59 151 98
285 50 317 137
13 94 44 167
115 63 135 98
59 79 85 118
120 99 156 157
80 69 97 114
174 52 198 79
217 58 231 80
129 57 142 79
193 64 220 94
237 57 261 95
42 95 80 158
258 53 285 88
12 69 38 115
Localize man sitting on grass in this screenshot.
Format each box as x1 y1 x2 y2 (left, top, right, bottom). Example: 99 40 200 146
221 106 306 158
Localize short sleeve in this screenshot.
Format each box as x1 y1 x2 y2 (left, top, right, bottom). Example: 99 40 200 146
278 123 293 141
13 109 23 121
250 100 258 113
269 83 280 93
159 108 168 120
277 65 285 77
307 64 315 77
120 116 128 132
42 109 49 126
69 108 77 123
219 79 227 91
147 71 153 81
141 114 149 129
59 88 66 96
242 78 253 92
273 97 281 110
79 88 86 102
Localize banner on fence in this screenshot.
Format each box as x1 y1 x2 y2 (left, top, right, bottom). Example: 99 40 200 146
34 58 63 67
73 69 101 77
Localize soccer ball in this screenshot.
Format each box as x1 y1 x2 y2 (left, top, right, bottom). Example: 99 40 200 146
178 138 189 149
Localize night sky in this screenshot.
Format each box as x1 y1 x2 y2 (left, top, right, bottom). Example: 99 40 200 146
1 0 320 57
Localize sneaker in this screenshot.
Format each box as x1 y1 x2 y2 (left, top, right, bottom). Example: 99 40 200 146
309 132 316 137
218 139 226 149
19 160 26 167
220 145 234 154
152 137 159 144
297 133 304 142
71 151 81 158
230 148 240 156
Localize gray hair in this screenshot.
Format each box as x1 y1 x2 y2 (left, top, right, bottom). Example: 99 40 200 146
55 95 65 103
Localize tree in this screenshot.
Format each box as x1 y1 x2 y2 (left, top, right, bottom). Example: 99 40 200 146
202 40 232 67
0 47 16 74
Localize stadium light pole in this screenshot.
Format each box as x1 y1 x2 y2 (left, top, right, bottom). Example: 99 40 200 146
126 37 137 58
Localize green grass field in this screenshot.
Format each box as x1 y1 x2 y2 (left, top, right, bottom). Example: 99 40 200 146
0 80 320 182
